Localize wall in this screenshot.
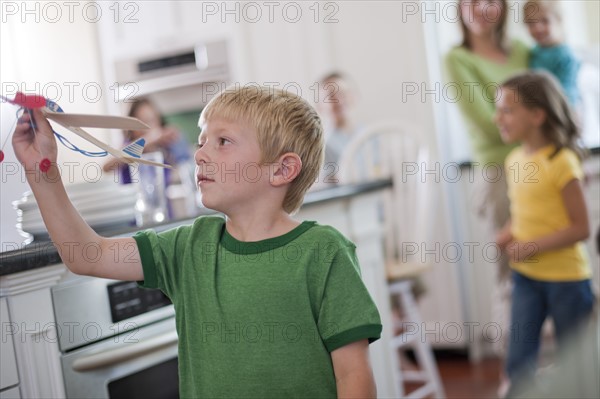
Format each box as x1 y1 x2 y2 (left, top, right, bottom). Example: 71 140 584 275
236 1 440 151
1 1 108 164
1 1 106 249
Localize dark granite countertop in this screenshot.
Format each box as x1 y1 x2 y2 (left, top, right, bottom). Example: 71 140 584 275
0 179 391 276
458 146 600 168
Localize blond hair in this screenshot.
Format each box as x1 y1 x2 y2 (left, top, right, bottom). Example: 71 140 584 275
199 85 324 213
524 0 562 24
501 71 585 160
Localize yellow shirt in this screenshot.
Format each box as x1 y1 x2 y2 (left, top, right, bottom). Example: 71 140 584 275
506 145 590 281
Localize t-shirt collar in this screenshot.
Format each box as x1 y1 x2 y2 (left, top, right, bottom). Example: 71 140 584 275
220 221 316 254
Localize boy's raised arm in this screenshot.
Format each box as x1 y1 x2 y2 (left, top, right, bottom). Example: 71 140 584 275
12 109 144 281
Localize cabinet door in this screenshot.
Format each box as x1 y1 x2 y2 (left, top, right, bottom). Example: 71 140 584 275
0 298 19 390
177 2 234 43
0 386 20 399
97 1 178 60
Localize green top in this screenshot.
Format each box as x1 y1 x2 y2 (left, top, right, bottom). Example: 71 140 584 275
133 215 382 399
445 40 530 166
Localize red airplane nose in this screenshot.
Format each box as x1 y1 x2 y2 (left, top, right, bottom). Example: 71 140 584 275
13 92 46 109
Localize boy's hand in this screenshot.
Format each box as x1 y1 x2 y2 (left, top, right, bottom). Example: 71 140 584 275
12 109 58 172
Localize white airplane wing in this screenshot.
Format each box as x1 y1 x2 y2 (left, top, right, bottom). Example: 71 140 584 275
123 156 173 168
44 113 171 169
43 110 149 130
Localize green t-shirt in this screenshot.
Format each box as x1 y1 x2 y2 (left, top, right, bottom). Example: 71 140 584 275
445 40 530 166
133 215 382 398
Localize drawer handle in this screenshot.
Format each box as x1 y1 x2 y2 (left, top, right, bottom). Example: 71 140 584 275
72 330 178 372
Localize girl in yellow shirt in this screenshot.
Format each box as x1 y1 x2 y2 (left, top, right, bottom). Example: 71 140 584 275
494 71 594 396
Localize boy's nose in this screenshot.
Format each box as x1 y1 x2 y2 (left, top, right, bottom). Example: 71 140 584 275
194 147 208 165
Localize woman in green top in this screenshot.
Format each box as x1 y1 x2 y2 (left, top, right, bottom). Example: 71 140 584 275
446 0 530 168
445 1 529 396
446 1 529 279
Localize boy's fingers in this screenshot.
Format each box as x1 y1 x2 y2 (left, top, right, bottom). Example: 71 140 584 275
15 121 29 132
30 108 54 136
17 112 31 124
14 115 32 135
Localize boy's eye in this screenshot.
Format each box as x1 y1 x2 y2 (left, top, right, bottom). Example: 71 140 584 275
196 138 231 148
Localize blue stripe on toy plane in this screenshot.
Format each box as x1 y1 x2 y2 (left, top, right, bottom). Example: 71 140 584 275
122 138 145 158
45 99 64 113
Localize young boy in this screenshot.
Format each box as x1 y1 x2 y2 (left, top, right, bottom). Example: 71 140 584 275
524 0 581 105
316 72 381 185
13 86 382 398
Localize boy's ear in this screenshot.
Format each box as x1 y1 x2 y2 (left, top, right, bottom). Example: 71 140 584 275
270 153 302 187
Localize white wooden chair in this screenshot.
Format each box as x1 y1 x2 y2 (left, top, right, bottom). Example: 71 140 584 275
338 121 445 399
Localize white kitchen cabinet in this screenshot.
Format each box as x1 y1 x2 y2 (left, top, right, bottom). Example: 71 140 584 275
95 1 241 124
176 2 239 43
0 265 67 399
96 1 235 62
0 298 19 392
0 386 20 399
96 1 178 60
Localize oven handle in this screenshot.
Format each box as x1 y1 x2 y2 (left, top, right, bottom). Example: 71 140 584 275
72 330 178 372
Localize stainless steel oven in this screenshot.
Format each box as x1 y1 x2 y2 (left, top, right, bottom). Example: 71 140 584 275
52 276 178 398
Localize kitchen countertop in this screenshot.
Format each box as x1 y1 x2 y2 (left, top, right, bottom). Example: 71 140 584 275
0 179 392 276
458 146 600 168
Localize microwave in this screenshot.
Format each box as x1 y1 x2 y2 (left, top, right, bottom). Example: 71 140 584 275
113 40 230 114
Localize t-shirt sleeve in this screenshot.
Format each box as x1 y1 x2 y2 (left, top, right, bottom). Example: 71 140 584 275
444 49 501 153
317 244 382 352
133 225 191 300
551 149 584 191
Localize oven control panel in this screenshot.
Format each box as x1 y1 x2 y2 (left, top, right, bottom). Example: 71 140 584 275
107 281 172 323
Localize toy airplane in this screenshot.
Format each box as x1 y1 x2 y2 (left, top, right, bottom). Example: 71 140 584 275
0 92 171 170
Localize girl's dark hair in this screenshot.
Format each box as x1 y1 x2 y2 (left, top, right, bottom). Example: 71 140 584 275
501 71 585 160
124 98 165 141
458 0 508 51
